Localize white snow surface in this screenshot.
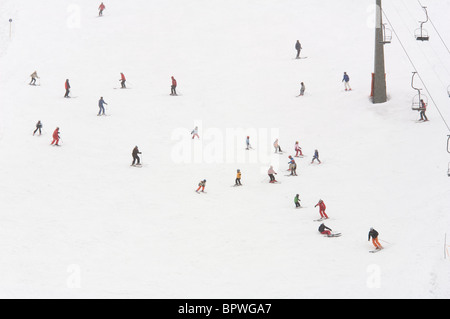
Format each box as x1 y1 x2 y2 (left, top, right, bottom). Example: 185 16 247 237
0 0 450 298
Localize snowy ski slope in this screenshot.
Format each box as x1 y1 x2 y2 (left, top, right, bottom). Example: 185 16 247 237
0 0 449 298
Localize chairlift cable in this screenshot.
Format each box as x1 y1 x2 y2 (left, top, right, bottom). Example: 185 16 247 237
382 9 450 132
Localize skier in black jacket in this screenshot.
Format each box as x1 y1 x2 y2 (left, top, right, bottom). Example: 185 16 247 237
132 146 142 166
318 223 332 236
368 228 382 250
33 120 42 136
295 40 302 59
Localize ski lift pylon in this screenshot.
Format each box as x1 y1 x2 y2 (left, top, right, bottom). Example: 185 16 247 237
415 6 430 41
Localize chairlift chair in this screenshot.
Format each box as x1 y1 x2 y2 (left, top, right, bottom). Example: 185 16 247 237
415 6 430 41
411 72 428 110
381 23 392 44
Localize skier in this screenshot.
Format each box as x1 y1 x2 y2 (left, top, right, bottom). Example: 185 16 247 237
29 71 39 85
288 155 297 176
98 97 108 116
245 136 252 150
314 199 328 219
368 227 383 250
196 179 206 193
294 194 301 208
98 2 105 16
311 149 321 164
170 76 177 95
318 223 332 236
295 40 302 59
342 72 352 91
298 82 305 96
268 165 278 183
419 99 428 121
273 139 282 153
64 79 70 98
51 127 60 146
235 169 242 186
294 141 303 157
132 146 141 166
120 73 126 88
191 126 199 139
33 120 42 136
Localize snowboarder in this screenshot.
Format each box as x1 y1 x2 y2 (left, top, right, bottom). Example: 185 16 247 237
235 169 242 186
64 79 70 98
295 40 302 59
311 149 321 164
368 227 383 250
33 120 42 136
294 194 301 208
132 146 141 166
98 97 108 115
245 136 252 150
29 71 39 85
51 127 60 146
294 141 303 157
342 72 352 91
120 73 126 88
170 76 177 95
318 223 332 236
98 2 105 16
196 179 206 192
419 99 428 121
298 82 305 96
314 199 328 219
268 165 278 183
288 155 297 176
191 126 199 139
273 139 282 153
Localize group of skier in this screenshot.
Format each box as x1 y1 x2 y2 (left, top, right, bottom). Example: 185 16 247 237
28 31 384 252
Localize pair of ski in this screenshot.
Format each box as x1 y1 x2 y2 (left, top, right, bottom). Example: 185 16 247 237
130 164 143 168
369 248 384 253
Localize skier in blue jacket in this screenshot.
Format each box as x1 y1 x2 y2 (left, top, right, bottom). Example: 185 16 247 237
342 72 351 91
98 97 108 116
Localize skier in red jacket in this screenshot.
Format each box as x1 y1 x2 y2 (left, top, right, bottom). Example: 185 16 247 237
170 76 177 95
315 199 328 219
120 73 126 88
98 2 105 16
51 127 60 146
64 79 70 98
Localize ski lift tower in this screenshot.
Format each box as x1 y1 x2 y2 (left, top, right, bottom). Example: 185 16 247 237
372 0 387 104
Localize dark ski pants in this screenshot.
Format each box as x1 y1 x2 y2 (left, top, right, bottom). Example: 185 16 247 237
132 155 140 165
30 78 36 85
235 178 241 185
121 80 126 88
171 85 177 95
420 111 428 121
295 202 301 208
64 89 70 98
269 174 275 182
98 106 105 115
296 49 301 58
33 127 41 135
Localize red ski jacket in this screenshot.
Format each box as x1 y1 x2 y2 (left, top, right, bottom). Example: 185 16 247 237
99 4 105 10
65 81 70 90
315 201 326 211
171 77 177 86
52 128 59 139
121 73 126 81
